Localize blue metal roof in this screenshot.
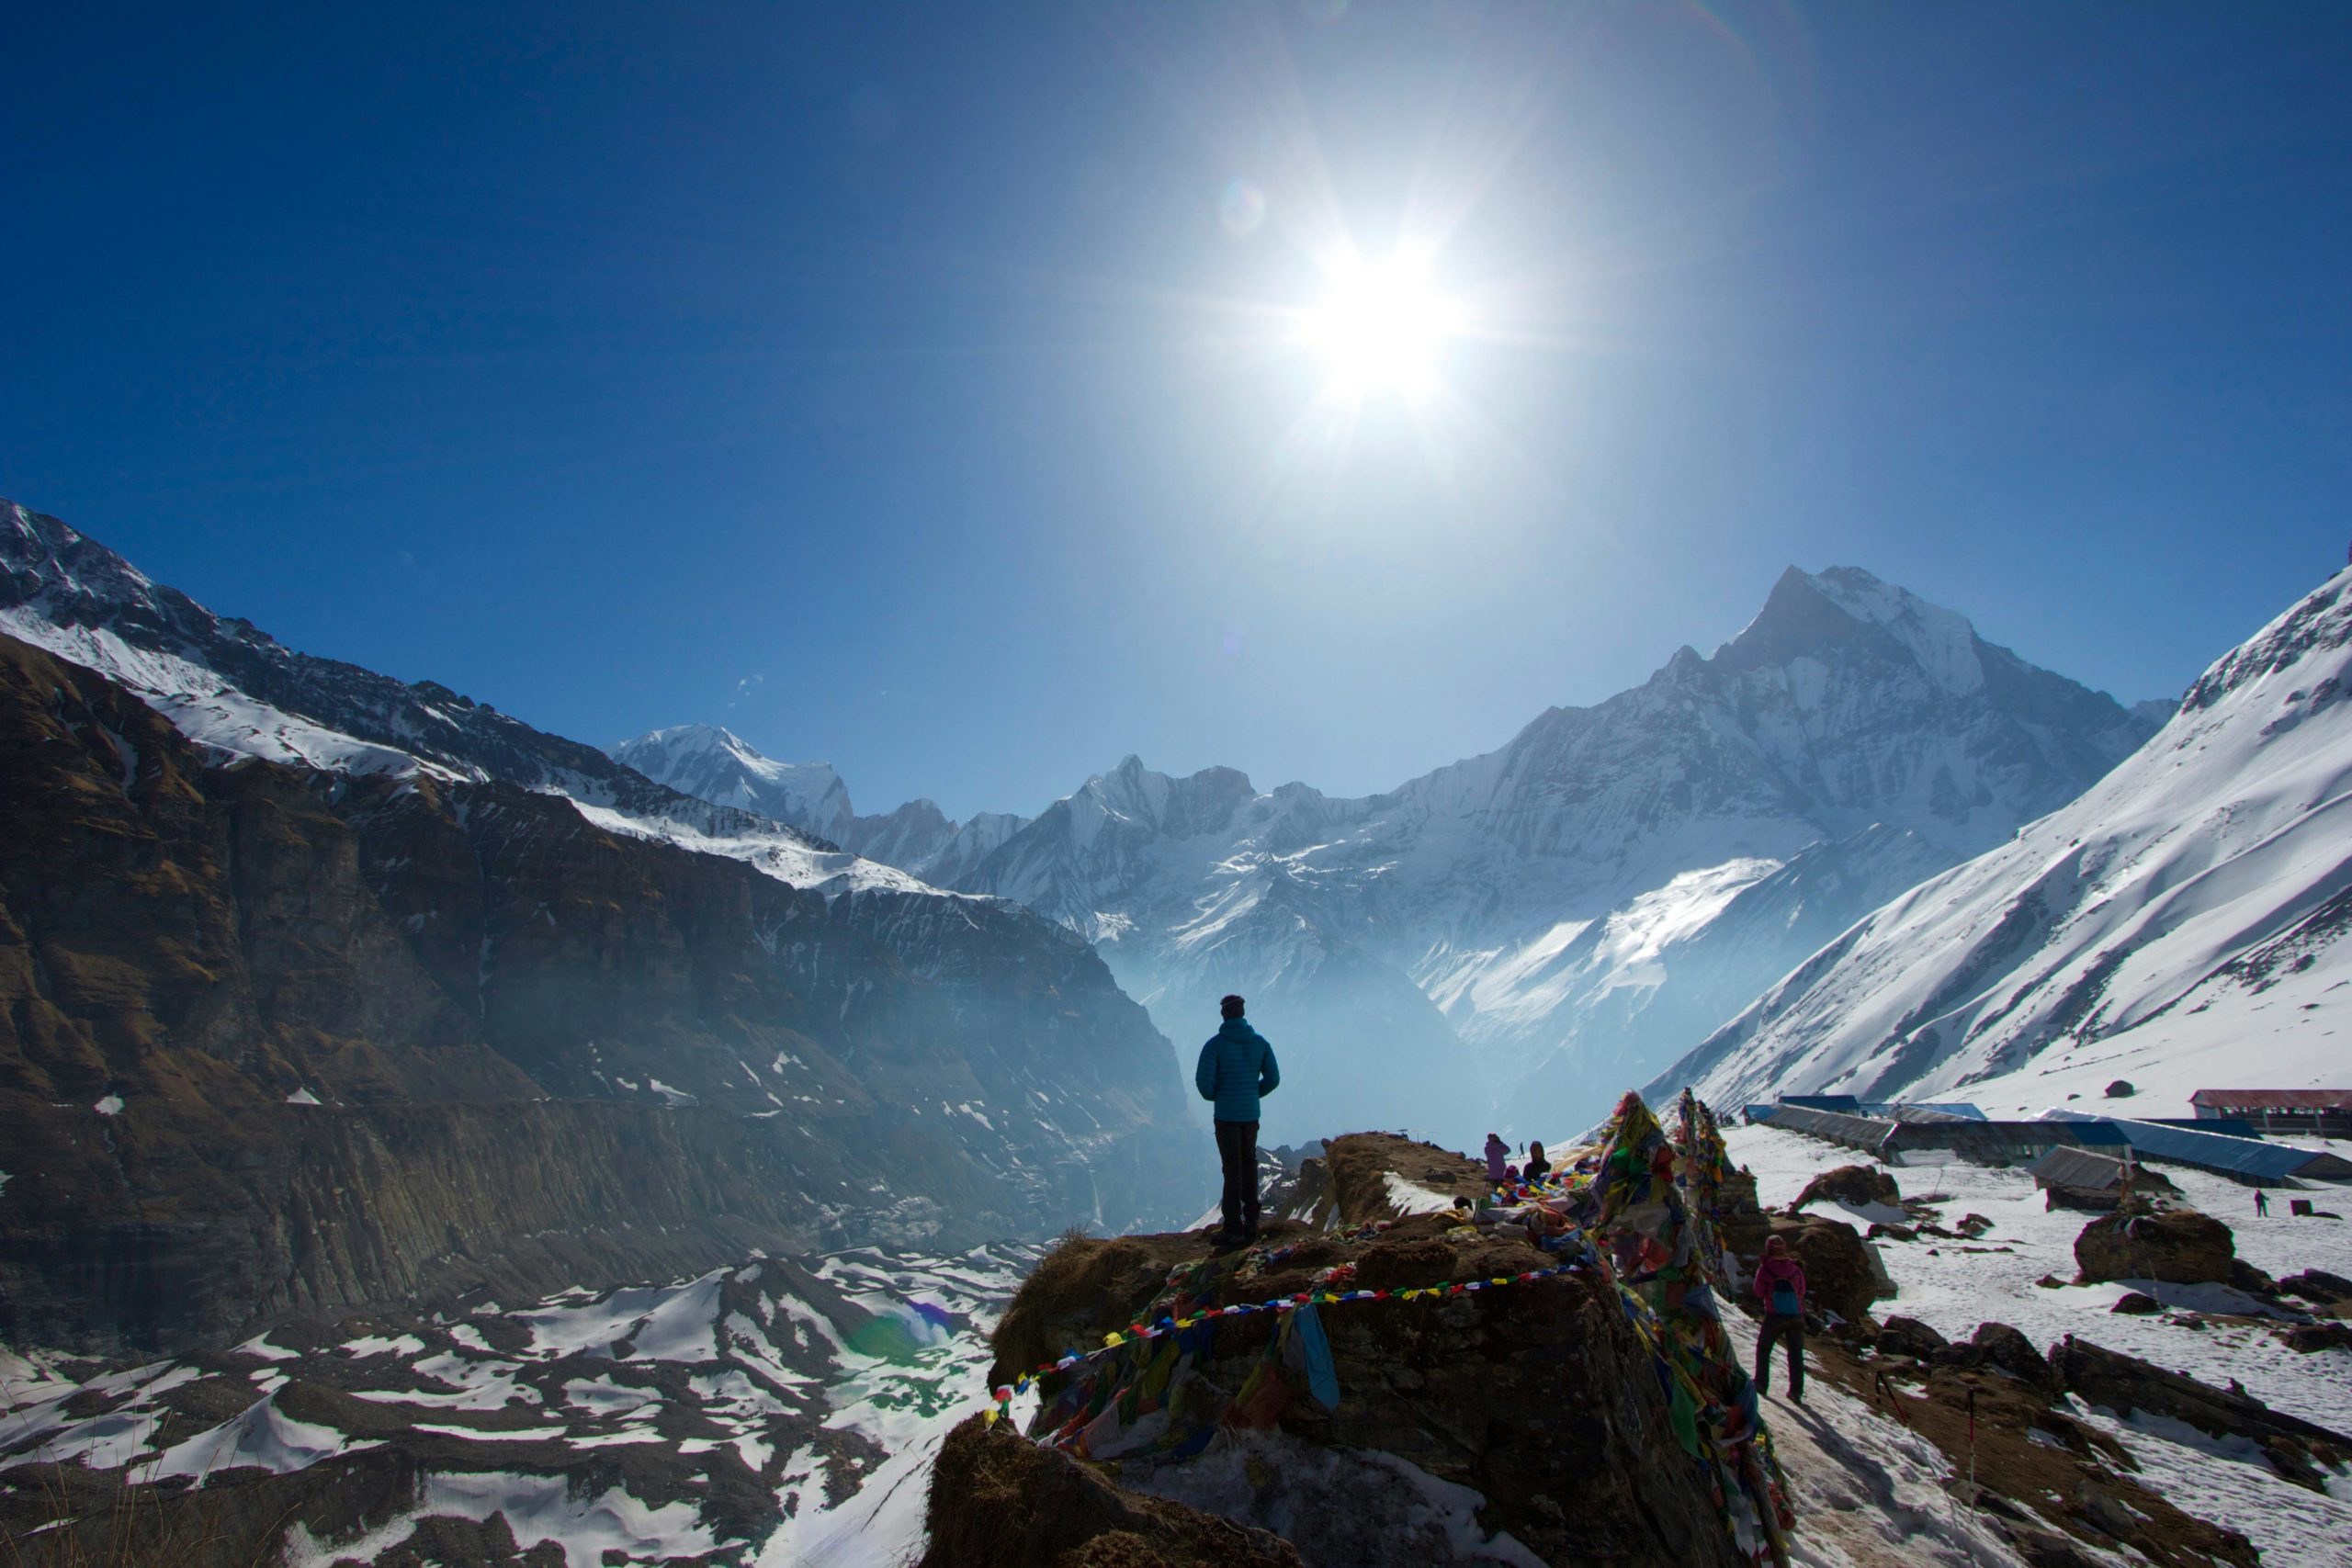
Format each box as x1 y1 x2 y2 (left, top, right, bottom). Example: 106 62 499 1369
1860 1100 1990 1122
1781 1094 1863 1112
2106 1117 2346 1181
2044 1108 2349 1179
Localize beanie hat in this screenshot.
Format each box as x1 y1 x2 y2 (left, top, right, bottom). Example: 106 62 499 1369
1219 994 1246 1020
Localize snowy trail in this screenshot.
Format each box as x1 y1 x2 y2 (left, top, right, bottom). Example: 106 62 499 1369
1718 1310 2031 1568
1726 1123 2352 1564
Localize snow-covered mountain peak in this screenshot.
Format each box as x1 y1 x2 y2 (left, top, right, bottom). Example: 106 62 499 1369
1718 565 1984 696
1065 757 1259 840
2179 566 2352 711
613 721 1035 886
611 723 854 841
1656 561 2352 1118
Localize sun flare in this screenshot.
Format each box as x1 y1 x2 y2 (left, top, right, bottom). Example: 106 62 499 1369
1301 253 1465 398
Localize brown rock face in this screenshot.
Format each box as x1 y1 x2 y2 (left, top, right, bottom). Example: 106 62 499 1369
0 634 1202 1352
2073 1207 2234 1286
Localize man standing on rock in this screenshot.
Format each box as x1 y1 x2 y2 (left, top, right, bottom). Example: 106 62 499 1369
1196 994 1280 1250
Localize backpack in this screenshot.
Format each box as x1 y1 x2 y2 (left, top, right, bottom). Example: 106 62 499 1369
1770 1279 1801 1316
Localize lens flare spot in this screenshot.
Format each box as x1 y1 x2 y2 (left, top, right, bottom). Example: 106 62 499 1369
1220 180 1267 237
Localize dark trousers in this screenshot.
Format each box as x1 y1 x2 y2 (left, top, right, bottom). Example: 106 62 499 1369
1756 1314 1804 1398
1214 1118 1260 1238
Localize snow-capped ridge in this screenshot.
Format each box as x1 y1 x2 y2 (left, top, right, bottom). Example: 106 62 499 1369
0 499 962 905
614 720 1035 886
1657 563 2352 1118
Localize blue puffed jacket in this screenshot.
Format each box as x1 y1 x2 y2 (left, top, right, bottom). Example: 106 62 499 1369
1194 1018 1280 1123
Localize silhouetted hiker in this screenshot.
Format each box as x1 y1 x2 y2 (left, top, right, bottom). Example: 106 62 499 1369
1752 1235 1807 1404
1522 1140 1552 1185
2255 1187 2269 1216
1483 1133 1510 1184
1196 994 1280 1249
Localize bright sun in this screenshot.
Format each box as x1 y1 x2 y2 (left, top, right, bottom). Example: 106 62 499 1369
1302 253 1465 398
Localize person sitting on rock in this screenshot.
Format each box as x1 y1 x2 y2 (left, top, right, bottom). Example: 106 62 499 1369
1522 1141 1553 1185
1484 1133 1510 1185
1752 1235 1807 1404
1195 994 1280 1250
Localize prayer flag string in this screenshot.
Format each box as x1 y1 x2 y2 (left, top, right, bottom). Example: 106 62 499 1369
983 1257 1591 1425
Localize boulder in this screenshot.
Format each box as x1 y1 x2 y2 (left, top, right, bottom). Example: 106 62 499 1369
1922 1321 2051 1387
2073 1483 2138 1540
1957 1213 1994 1238
2110 1293 2161 1315
1962 1322 2057 1390
921 1416 1305 1567
2104 1080 2134 1099
1872 1315 1950 1359
2051 1336 2352 1493
2281 1322 2352 1354
1762 1213 1888 1324
1791 1164 1899 1213
2074 1207 2234 1286
2277 1268 2352 1306
2226 1259 2281 1301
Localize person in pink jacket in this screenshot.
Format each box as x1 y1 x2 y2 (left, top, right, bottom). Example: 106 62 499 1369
1751 1235 1807 1404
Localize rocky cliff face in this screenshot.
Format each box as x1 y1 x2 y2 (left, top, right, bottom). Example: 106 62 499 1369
0 634 1201 1353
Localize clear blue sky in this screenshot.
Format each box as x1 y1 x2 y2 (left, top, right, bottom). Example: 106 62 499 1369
6 4 2348 819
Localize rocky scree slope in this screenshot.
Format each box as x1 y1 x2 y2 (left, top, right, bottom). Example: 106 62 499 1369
1657 563 2352 1118
0 633 1198 1354
775 567 2157 1141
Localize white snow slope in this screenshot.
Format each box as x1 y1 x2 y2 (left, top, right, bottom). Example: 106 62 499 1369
1662 566 2352 1120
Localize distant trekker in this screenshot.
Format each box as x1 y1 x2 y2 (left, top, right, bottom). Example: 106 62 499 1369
1196 995 1280 1250
1752 1235 1807 1404
1483 1133 1510 1185
1522 1140 1553 1186
2255 1187 2270 1217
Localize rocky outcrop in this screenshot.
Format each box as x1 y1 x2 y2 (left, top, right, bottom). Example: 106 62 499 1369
922 1416 1305 1568
1791 1163 1899 1212
1873 1315 1949 1359
2073 1206 2234 1286
2278 1268 2352 1307
1757 1213 1886 1324
968 1217 1747 1567
0 635 1201 1352
2052 1336 2352 1492
963 1119 1777 1568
